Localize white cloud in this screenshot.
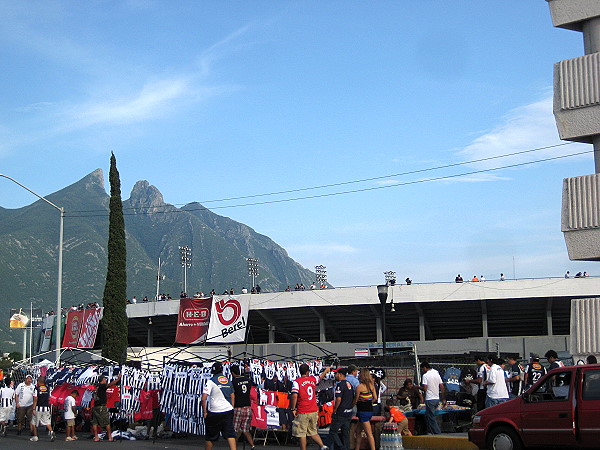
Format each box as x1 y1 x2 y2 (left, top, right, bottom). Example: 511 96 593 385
458 96 589 167
69 78 192 127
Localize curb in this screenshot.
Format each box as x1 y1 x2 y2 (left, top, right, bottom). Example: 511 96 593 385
403 435 478 450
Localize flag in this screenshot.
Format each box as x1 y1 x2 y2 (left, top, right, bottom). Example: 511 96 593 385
77 308 102 348
62 310 84 348
175 297 212 344
206 295 250 343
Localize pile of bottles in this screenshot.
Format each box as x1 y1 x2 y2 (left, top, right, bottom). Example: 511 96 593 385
380 423 403 450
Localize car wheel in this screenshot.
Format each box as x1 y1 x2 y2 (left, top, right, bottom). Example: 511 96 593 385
486 426 523 450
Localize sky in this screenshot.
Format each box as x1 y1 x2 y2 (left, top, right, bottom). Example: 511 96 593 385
0 1 596 288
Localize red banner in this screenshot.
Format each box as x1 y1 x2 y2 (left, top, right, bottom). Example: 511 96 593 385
62 310 84 348
77 308 102 348
175 297 212 344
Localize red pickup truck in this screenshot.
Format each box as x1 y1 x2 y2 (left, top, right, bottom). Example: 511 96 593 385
468 364 600 449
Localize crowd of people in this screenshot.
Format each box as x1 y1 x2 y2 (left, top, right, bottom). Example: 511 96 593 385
0 373 120 442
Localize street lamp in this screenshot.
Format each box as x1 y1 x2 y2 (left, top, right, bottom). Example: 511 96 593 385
0 174 64 365
247 257 259 289
179 246 192 295
377 284 389 365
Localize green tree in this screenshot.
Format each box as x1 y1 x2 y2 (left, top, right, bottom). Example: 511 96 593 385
101 153 128 363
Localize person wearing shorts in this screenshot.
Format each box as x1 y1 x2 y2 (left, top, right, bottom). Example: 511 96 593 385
64 390 78 441
290 363 331 450
30 376 55 442
0 378 15 437
230 365 255 449
15 375 36 436
92 374 120 442
202 362 236 450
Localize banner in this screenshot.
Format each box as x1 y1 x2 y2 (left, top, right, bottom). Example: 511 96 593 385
206 295 250 343
77 308 103 348
39 315 56 352
175 297 212 344
62 309 84 348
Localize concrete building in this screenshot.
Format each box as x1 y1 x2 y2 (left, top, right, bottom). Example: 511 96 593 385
547 0 600 259
126 277 600 360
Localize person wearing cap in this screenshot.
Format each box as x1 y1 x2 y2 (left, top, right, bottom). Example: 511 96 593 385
289 363 331 450
545 350 565 371
328 367 354 450
201 362 236 450
92 373 121 441
15 374 36 436
524 354 547 390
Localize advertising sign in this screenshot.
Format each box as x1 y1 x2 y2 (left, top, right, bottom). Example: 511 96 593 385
206 295 250 343
9 308 43 329
77 308 102 348
62 309 84 348
175 297 212 344
39 315 56 352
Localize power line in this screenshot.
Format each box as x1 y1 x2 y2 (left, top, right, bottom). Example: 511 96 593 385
68 142 577 214
66 148 591 218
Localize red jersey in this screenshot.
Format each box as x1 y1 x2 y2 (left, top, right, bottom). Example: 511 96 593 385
291 375 319 413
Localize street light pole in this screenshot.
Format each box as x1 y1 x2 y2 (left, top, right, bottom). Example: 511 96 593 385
377 284 389 365
0 174 64 365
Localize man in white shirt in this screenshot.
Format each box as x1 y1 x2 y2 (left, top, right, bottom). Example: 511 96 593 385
420 361 445 435
15 375 36 435
484 355 509 408
201 362 236 450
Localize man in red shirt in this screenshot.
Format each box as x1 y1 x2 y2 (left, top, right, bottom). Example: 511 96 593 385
289 363 331 450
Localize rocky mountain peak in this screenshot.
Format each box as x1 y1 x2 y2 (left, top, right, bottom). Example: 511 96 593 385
128 180 165 209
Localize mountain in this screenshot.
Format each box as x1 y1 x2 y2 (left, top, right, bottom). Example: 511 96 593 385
0 169 317 350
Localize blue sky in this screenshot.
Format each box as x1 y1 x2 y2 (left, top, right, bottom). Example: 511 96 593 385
0 1 596 287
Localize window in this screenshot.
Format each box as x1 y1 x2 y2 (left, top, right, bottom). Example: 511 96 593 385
528 371 571 402
582 370 600 401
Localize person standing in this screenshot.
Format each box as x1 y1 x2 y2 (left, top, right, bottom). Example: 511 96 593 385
201 362 236 450
328 368 354 450
545 350 565 370
92 374 120 441
505 356 524 399
64 390 78 441
289 363 331 450
0 378 15 437
15 374 36 436
346 365 360 390
484 356 509 407
420 362 445 435
524 354 547 390
30 376 55 442
230 365 255 449
465 355 489 412
353 368 377 450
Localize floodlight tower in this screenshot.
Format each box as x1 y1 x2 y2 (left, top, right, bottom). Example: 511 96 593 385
547 1 600 259
179 246 192 294
315 265 327 287
247 257 259 289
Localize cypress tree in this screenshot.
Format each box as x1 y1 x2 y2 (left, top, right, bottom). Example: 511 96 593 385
101 152 128 363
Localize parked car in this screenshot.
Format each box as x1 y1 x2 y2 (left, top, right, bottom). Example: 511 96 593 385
468 364 600 449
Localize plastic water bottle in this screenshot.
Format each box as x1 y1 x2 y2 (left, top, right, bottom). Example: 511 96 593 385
380 431 389 450
392 432 403 450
